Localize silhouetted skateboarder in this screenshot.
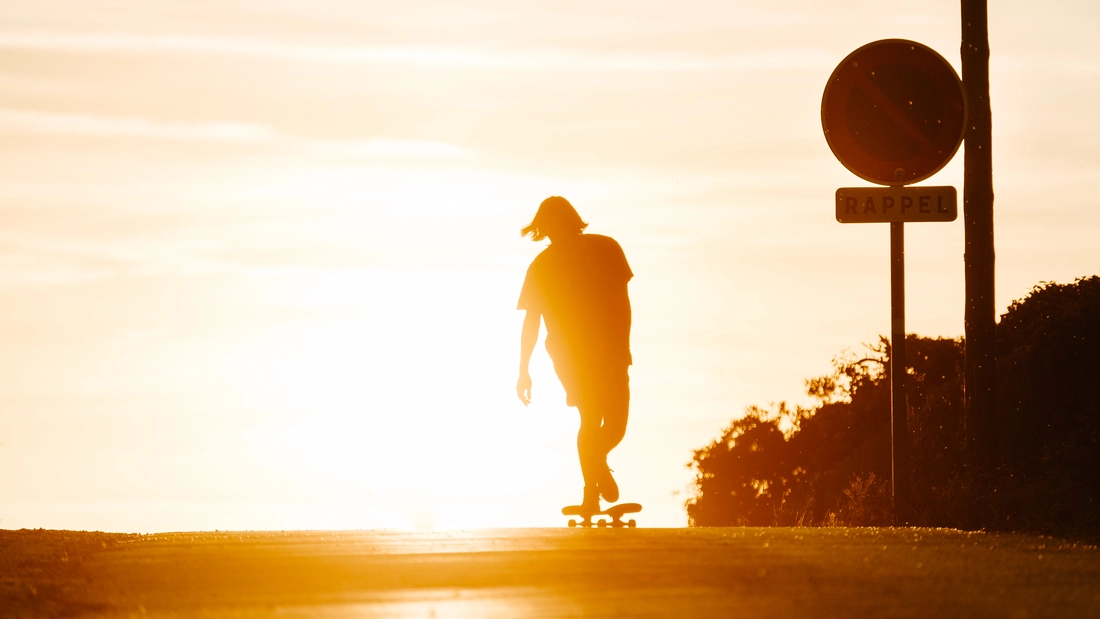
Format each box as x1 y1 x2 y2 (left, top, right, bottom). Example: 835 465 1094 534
517 196 633 512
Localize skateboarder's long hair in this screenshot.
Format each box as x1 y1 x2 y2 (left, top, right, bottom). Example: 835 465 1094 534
521 196 589 241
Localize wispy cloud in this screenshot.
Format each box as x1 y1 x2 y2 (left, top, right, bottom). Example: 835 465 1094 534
0 107 473 159
0 30 829 72
0 107 278 142
0 233 318 288
341 139 473 159
996 52 1100 76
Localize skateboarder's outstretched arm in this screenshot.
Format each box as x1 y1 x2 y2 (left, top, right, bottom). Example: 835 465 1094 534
517 310 541 406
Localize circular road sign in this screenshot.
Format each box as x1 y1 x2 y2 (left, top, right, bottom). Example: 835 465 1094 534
821 39 966 186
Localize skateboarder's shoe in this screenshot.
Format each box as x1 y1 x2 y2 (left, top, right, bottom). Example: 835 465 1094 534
581 486 601 512
598 464 619 503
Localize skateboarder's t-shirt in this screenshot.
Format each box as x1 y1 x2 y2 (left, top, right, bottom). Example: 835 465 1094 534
517 234 633 369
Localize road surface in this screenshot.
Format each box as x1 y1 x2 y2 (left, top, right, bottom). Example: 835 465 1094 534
2 527 1099 617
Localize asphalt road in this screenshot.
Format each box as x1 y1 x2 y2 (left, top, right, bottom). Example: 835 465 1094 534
3 527 1099 618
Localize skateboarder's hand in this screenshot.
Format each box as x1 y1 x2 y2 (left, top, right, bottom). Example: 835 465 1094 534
516 371 532 406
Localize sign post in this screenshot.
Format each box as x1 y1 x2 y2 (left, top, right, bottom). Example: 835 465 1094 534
889 221 906 518
822 39 967 523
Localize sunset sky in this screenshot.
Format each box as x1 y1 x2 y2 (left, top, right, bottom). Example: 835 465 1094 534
1 0 1098 531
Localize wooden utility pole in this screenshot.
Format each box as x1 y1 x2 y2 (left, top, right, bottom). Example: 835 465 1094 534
961 0 996 468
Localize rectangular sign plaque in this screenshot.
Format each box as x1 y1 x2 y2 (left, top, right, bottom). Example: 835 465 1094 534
835 186 957 223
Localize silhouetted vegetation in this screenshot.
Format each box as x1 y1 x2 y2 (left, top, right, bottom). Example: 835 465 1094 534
688 275 1100 540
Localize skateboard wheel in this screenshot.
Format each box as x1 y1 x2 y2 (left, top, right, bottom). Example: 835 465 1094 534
628 519 636 528
568 519 577 528
597 519 608 528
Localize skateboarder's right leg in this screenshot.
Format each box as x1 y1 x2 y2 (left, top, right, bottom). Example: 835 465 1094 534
595 369 630 456
579 369 630 459
576 368 630 502
578 407 619 503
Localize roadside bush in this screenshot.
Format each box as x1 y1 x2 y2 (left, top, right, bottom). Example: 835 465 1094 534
824 473 894 527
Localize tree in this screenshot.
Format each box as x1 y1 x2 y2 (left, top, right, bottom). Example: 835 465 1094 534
985 276 1100 536
688 275 1100 540
687 335 964 527
686 403 809 526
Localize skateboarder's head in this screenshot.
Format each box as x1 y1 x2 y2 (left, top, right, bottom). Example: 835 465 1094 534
521 196 588 242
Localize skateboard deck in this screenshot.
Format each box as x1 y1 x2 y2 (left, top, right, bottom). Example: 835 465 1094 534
561 502 642 528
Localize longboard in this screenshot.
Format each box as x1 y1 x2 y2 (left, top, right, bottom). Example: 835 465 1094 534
561 502 642 528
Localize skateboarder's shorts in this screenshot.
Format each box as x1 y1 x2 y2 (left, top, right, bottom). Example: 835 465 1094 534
553 361 630 410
